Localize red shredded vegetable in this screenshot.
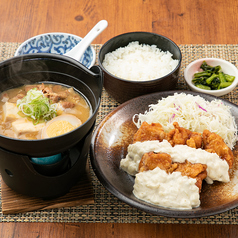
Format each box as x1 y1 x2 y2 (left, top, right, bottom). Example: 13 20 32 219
195 102 207 112
169 113 175 123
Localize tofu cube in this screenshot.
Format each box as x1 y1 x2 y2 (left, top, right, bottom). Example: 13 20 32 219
3 102 21 122
12 118 46 136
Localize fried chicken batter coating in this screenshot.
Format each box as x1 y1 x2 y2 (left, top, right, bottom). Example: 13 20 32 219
167 122 202 149
203 129 234 169
133 121 167 143
139 151 178 173
174 161 207 192
139 152 207 192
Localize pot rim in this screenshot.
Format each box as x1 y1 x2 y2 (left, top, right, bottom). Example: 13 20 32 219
0 53 103 144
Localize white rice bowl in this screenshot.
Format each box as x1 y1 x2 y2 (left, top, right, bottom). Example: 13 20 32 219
102 41 179 81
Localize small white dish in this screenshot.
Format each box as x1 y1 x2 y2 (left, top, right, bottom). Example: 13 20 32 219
15 32 96 68
184 58 238 96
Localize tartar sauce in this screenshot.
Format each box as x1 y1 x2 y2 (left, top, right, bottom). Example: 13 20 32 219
133 167 200 209
120 140 230 183
120 140 230 209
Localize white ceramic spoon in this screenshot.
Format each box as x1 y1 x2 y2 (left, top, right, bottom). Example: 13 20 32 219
64 20 108 61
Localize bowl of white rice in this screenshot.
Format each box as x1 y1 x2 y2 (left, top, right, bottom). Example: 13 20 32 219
98 32 182 103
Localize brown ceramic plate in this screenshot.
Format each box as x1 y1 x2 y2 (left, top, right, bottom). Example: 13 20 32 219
90 90 238 218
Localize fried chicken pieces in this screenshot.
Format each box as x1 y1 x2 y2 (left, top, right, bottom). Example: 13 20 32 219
139 152 207 192
167 122 202 149
139 151 178 174
133 121 203 149
133 121 234 192
133 122 167 143
203 130 234 169
174 161 207 192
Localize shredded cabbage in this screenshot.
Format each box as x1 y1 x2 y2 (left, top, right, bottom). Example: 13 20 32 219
133 93 237 149
17 88 57 124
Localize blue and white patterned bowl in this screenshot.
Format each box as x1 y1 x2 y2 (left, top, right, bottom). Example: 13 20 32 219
15 32 96 68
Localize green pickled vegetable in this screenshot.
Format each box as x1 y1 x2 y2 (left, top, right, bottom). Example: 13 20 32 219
218 72 226 83
193 71 211 78
200 61 221 73
195 84 211 90
191 60 235 91
210 77 221 90
206 73 218 85
17 88 57 125
192 77 207 85
220 82 232 88
224 74 235 82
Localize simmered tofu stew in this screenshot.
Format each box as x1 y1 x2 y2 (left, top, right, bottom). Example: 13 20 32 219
0 83 92 140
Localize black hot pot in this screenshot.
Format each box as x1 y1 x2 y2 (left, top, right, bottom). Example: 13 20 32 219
0 53 103 198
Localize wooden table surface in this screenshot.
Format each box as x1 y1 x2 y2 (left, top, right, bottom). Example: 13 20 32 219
0 0 238 237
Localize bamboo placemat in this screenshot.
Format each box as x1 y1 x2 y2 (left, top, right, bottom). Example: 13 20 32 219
0 42 238 224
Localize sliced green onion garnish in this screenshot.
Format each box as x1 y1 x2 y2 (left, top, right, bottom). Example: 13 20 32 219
17 88 57 124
